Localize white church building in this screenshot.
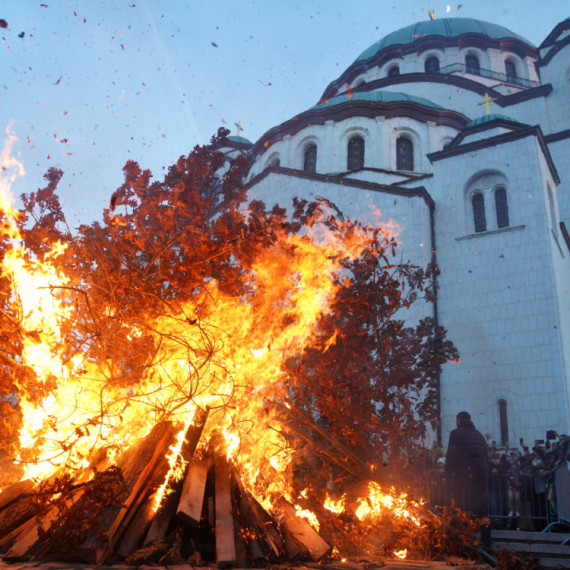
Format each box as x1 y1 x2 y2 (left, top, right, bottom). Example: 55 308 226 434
221 17 570 447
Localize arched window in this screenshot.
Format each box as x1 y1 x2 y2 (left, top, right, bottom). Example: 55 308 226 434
303 144 317 173
465 54 480 75
387 65 400 77
396 137 414 171
495 187 509 228
347 136 365 170
498 399 509 447
355 78 366 88
505 60 517 81
472 193 486 232
425 56 440 73
442 140 452 150
269 157 280 168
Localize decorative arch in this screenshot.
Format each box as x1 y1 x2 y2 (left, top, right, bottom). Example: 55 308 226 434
465 171 510 234
460 48 488 75
387 65 400 77
296 135 322 174
424 55 440 73
391 127 421 172
266 153 281 169
353 76 367 88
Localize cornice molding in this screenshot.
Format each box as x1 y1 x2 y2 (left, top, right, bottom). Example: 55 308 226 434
244 165 436 210
427 125 560 185
536 34 570 67
544 129 570 144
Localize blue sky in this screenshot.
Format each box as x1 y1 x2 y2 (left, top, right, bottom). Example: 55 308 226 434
1 0 568 227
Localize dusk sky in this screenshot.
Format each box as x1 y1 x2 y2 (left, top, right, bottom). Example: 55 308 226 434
2 0 568 227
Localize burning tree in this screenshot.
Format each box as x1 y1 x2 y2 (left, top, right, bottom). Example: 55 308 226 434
0 126 476 566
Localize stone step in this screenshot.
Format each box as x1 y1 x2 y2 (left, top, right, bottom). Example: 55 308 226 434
492 529 570 544
493 541 570 557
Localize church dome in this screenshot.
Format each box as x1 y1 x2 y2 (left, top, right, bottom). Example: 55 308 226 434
463 113 527 129
311 91 442 110
355 18 534 63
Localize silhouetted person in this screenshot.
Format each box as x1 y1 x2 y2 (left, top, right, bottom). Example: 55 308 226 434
445 411 489 515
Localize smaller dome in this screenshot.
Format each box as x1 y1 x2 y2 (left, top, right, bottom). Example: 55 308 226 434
312 91 442 110
464 114 527 129
227 135 253 145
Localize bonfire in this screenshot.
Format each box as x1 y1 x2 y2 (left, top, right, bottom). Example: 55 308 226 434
0 125 481 567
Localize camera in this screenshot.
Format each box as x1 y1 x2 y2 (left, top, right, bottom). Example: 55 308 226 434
535 439 545 445
546 430 556 440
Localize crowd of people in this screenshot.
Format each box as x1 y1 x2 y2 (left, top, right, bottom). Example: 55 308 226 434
427 413 570 531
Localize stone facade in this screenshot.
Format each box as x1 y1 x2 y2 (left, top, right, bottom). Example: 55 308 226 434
222 17 570 448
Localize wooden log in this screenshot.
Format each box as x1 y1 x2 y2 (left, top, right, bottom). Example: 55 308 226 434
275 497 332 561
4 488 85 560
0 495 37 538
232 512 247 568
214 452 236 568
0 515 36 553
281 525 305 559
0 479 34 512
77 421 176 564
229 468 269 563
249 493 287 558
176 457 208 526
143 409 208 546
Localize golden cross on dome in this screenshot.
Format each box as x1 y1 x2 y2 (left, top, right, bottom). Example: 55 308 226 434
234 121 243 137
478 93 497 115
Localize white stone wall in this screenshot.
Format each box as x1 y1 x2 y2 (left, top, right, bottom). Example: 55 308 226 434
432 134 570 446
547 139 570 226
247 171 435 327
540 43 570 134
249 115 458 179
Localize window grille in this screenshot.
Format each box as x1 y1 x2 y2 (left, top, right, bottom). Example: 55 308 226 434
304 144 317 173
396 137 414 171
495 188 509 228
347 137 365 171
472 193 486 232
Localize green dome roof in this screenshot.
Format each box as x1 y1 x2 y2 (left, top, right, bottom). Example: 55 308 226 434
464 114 527 129
227 135 253 145
312 91 442 110
356 18 533 62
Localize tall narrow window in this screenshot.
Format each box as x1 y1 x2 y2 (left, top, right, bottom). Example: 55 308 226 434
505 60 517 81
304 144 317 173
425 56 440 73
547 184 556 228
465 55 480 75
495 188 509 228
498 399 509 447
347 136 365 170
388 65 400 77
396 137 414 171
472 193 486 232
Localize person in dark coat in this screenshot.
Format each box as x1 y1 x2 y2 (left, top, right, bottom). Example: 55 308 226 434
445 411 489 515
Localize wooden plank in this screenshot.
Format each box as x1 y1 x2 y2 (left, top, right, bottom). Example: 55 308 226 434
232 512 247 568
249 494 286 557
143 408 208 546
77 421 176 564
214 453 236 568
0 516 36 553
114 456 170 557
176 458 208 526
275 497 331 561
0 480 34 512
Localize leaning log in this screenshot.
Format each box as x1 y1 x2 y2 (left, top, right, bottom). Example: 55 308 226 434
0 495 38 538
275 497 332 561
143 407 209 545
0 479 34 512
77 421 176 564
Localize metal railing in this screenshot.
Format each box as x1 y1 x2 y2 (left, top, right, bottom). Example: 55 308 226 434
427 470 554 530
436 62 540 89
